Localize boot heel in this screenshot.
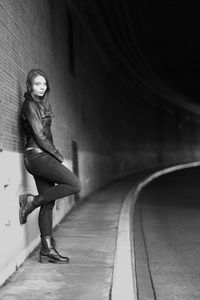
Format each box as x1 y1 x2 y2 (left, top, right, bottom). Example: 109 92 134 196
19 194 28 224
39 253 56 264
19 193 38 225
19 194 26 207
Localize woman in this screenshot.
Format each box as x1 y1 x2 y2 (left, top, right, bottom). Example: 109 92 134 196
19 68 82 264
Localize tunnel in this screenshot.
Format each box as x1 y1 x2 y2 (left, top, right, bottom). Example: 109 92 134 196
0 0 200 299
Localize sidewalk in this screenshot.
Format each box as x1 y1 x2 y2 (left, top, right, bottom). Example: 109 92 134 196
0 174 137 300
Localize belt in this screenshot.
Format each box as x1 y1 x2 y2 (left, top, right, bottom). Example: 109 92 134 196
25 147 44 153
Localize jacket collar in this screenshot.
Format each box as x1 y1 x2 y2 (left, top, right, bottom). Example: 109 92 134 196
23 91 55 118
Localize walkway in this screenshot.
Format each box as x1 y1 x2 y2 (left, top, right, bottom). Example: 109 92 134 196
0 173 138 300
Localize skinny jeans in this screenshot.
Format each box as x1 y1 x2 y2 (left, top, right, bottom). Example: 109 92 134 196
24 150 82 235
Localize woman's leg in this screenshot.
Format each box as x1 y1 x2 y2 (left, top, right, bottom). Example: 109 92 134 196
33 175 55 236
24 151 82 203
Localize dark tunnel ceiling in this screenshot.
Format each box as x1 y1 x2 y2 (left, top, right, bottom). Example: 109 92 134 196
134 0 200 104
69 0 200 108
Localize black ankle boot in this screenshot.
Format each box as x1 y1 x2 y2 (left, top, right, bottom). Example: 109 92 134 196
39 235 69 264
19 193 45 225
51 236 70 261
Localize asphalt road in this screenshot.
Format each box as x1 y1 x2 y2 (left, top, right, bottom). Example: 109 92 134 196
134 167 200 300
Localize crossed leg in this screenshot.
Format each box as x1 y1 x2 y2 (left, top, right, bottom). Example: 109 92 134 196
33 175 55 236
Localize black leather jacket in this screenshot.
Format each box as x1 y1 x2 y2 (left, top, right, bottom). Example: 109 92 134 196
20 93 64 163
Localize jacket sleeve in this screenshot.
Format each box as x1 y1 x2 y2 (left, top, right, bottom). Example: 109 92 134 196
23 100 64 163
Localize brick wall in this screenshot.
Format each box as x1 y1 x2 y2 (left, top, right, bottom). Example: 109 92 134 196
0 0 117 286
0 0 116 193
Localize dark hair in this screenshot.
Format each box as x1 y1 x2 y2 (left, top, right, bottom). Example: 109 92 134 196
24 68 50 98
24 68 54 117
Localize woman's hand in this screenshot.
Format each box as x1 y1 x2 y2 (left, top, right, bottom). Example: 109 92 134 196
61 158 68 168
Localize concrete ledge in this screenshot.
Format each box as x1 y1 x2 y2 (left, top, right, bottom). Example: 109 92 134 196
0 151 75 288
111 161 200 300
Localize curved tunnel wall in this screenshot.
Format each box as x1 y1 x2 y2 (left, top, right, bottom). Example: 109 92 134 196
110 74 200 176
67 0 200 177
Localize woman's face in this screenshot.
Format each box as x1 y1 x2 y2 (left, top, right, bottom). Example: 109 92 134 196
31 75 47 97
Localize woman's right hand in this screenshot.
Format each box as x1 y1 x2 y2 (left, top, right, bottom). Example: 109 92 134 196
61 158 68 168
